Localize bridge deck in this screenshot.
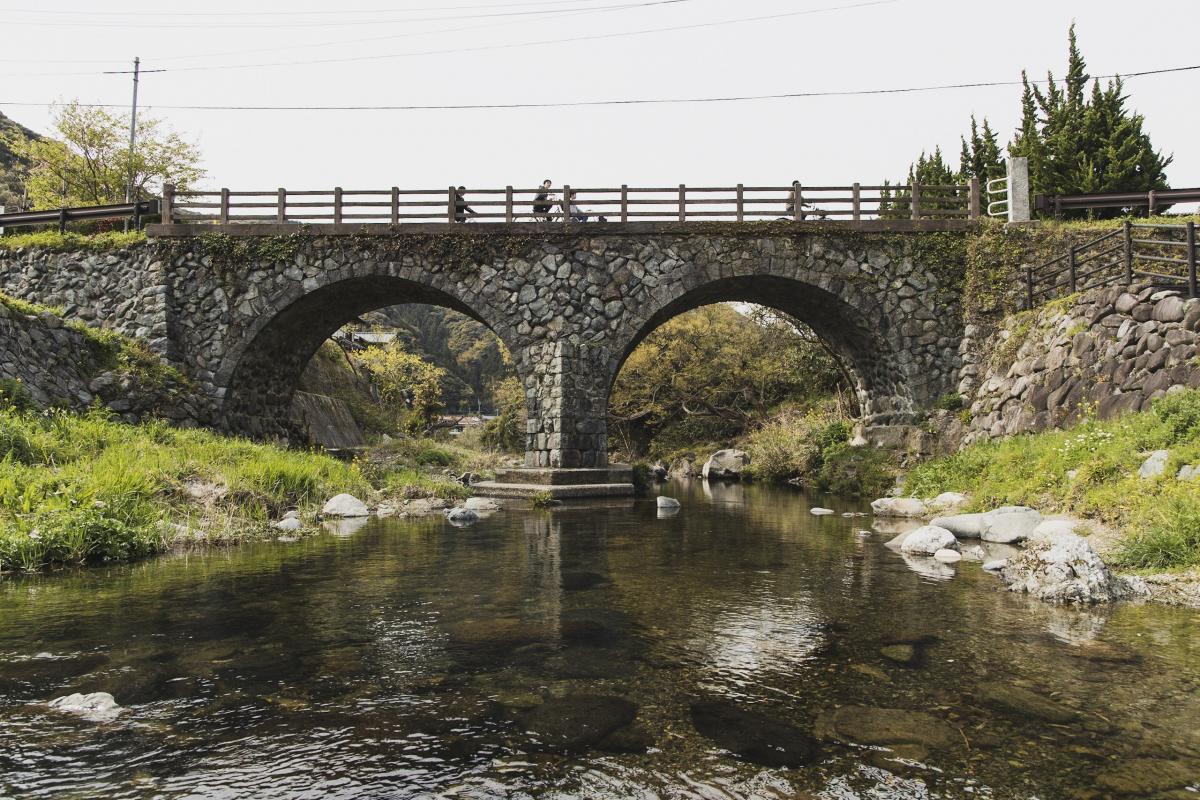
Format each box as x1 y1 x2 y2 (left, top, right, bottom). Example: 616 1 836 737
146 219 976 238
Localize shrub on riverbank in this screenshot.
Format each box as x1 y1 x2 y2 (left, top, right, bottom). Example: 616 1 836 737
0 407 368 573
905 390 1200 570
740 407 893 495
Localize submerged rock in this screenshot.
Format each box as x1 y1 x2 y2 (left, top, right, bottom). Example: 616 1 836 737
1095 758 1197 795
702 449 751 480
899 525 959 556
979 506 1042 543
321 493 370 518
975 682 1076 723
999 532 1148 604
690 699 819 767
815 705 957 750
48 692 123 723
561 571 608 591
870 497 928 518
519 694 637 752
879 644 917 665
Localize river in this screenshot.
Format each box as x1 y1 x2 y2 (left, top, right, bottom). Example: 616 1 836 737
1 480 1198 799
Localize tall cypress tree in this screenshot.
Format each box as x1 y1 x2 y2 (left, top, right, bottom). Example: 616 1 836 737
1009 24 1171 217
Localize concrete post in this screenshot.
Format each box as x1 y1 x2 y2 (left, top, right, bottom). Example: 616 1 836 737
1007 157 1032 223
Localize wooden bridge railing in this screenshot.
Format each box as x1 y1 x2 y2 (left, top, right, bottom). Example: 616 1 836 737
161 181 982 226
1026 220 1199 307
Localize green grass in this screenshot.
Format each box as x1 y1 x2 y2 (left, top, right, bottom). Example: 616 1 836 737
905 390 1200 570
0 406 369 573
0 230 146 253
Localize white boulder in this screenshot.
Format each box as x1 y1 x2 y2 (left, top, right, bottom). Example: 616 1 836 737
1176 464 1199 481
999 533 1149 604
870 497 928 518
810 507 835 516
48 692 123 723
900 525 959 556
930 513 984 539
979 506 1042 543
464 497 501 512
927 492 969 513
1138 450 1170 479
702 449 751 480
982 559 1007 571
1031 518 1080 541
934 548 963 563
321 493 370 518
656 496 681 509
271 517 302 532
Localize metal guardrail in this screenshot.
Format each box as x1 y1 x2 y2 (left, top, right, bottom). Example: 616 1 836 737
1026 220 1198 307
1034 188 1200 217
163 181 982 225
0 199 160 232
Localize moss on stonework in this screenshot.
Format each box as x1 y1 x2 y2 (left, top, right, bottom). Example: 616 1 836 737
0 230 147 253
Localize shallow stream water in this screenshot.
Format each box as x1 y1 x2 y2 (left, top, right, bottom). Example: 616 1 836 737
1 479 1199 799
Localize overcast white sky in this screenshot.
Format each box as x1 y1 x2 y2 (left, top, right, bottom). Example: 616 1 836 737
2 0 1198 198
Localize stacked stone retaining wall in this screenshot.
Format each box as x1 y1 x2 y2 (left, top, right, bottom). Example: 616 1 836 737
956 284 1200 444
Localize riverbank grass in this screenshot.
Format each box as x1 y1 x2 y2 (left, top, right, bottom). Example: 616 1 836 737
0 407 369 573
905 390 1200 570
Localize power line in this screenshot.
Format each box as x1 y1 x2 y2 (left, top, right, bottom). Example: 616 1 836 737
2 64 1195 113
0 0 611 16
0 0 897 78
0 0 694 29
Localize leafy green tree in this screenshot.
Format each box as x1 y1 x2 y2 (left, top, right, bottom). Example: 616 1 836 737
13 100 203 209
353 343 447 433
607 304 845 457
1008 25 1171 216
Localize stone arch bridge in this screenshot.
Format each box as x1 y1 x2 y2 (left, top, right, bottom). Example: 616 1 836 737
2 221 968 493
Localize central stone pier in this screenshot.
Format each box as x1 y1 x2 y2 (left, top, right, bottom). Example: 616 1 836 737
473 466 636 499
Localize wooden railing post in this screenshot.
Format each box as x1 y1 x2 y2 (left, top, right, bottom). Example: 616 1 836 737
276 188 286 223
505 185 514 223
1068 244 1078 293
1026 267 1035 310
1123 219 1133 285
390 187 399 225
161 183 175 224
1148 190 1158 216
219 188 230 224
678 184 686 222
736 184 744 222
620 185 628 223
792 181 803 221
1187 221 1197 299
851 182 861 222
910 182 922 221
448 186 456 224
333 187 343 225
968 177 981 219
562 185 571 225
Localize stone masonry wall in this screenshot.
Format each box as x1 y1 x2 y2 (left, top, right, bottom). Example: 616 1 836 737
0 243 172 356
956 284 1200 445
0 299 201 425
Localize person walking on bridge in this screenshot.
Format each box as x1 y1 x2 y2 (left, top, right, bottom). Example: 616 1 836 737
454 187 476 223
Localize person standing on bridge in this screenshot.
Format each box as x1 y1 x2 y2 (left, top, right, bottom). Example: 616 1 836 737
532 179 555 221
455 187 476 223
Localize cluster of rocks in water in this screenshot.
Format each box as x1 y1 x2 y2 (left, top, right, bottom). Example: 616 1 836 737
872 494 1148 605
266 492 508 539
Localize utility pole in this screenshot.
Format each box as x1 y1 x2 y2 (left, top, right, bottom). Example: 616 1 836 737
124 56 140 231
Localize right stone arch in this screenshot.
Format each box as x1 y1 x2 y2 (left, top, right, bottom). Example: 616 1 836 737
605 274 923 426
